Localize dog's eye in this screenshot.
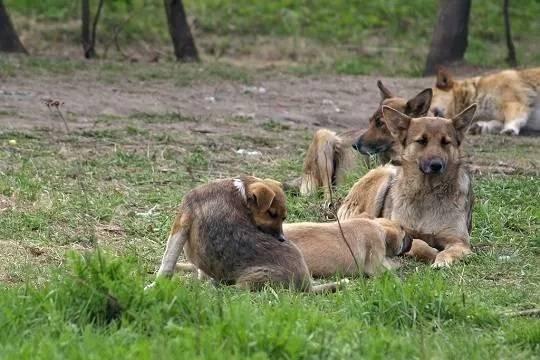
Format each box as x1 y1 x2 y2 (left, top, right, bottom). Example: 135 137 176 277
267 210 278 218
416 137 428 145
441 138 451 145
375 118 384 128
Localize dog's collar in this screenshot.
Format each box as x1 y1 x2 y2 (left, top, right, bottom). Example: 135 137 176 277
233 178 247 202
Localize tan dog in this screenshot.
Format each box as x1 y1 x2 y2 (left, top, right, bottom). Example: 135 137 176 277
146 176 340 292
338 104 477 267
300 81 433 201
284 216 413 277
431 67 540 135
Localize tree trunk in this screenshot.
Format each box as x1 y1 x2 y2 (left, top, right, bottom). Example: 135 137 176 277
164 0 199 62
503 0 517 67
0 0 27 53
424 0 471 75
81 0 94 58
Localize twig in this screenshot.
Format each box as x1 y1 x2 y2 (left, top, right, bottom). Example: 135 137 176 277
501 308 540 317
323 152 360 273
91 0 105 56
503 0 517 67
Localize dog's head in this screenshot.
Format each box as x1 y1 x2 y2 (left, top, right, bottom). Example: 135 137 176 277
246 178 288 242
382 103 477 175
353 81 433 162
430 67 461 118
375 218 413 256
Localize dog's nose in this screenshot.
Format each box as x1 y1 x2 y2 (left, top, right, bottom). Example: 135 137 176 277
399 233 413 255
432 107 444 117
429 160 444 173
277 233 287 242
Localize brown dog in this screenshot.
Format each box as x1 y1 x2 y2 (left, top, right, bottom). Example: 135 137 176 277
284 216 413 277
338 104 477 267
300 81 433 200
431 67 540 135
146 176 340 292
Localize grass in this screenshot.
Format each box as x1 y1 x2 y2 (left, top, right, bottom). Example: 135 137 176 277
5 0 540 75
0 109 538 358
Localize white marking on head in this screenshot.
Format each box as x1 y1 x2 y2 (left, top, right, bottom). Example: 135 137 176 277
233 178 247 201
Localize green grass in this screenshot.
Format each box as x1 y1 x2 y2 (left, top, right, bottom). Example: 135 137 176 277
0 112 538 358
5 0 540 76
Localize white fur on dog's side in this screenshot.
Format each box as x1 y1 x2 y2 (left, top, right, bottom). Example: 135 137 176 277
233 178 247 201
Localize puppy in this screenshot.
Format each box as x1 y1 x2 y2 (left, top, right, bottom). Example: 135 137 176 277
284 216 413 277
146 176 340 293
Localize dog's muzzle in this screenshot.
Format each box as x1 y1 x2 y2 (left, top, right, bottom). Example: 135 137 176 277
277 233 287 242
352 139 391 155
399 233 413 255
420 157 446 174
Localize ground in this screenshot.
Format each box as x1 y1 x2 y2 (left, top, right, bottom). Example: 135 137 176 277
0 56 538 358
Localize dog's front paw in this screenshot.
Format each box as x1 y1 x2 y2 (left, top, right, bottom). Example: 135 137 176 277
431 253 454 268
500 128 519 136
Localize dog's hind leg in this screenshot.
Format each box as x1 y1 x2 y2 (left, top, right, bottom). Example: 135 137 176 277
500 102 530 135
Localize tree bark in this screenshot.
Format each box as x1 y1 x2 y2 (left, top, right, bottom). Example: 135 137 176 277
503 0 517 67
81 0 104 59
164 0 199 62
424 0 471 75
0 0 27 53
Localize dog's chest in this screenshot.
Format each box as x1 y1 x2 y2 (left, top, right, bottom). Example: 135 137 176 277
388 187 468 238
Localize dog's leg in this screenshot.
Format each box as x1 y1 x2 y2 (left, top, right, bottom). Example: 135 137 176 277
145 214 190 290
175 261 197 273
468 120 503 135
500 102 530 136
406 239 438 264
432 240 472 268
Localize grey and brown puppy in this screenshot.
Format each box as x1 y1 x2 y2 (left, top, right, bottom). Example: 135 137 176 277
284 216 413 277
147 176 340 292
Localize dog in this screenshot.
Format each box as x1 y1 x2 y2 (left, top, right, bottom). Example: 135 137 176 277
431 67 540 135
338 104 477 267
300 81 433 200
146 176 341 292
283 216 413 277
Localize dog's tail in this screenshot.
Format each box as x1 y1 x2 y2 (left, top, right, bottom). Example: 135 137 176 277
300 129 344 200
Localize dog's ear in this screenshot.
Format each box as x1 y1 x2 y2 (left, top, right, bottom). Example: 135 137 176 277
452 104 477 144
377 80 394 101
247 182 275 212
436 67 454 90
382 106 411 144
405 88 432 117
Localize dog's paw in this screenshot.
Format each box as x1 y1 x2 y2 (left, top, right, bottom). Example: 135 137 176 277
431 253 454 268
500 128 519 136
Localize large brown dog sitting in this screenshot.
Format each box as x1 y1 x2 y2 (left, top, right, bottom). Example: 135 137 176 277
300 81 433 201
146 176 341 292
338 104 478 267
284 216 413 277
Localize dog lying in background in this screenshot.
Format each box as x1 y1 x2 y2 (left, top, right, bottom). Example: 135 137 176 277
146 176 341 293
338 104 477 267
284 216 413 277
431 67 540 135
300 81 433 201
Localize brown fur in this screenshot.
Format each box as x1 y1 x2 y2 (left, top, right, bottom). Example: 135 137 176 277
431 67 540 135
300 82 433 201
284 216 413 277
147 176 341 292
338 105 477 267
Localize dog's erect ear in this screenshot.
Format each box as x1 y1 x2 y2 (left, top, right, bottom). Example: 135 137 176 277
377 80 394 101
247 182 275 212
382 106 411 144
405 88 432 117
263 178 282 188
452 104 477 144
436 67 454 90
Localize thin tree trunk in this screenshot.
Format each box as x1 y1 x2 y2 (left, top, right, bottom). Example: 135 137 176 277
164 0 199 62
81 0 104 59
503 0 517 67
424 0 471 75
0 0 27 53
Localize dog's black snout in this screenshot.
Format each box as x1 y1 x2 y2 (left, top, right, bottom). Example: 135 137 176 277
277 233 287 242
429 160 444 173
432 107 444 117
400 233 413 255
